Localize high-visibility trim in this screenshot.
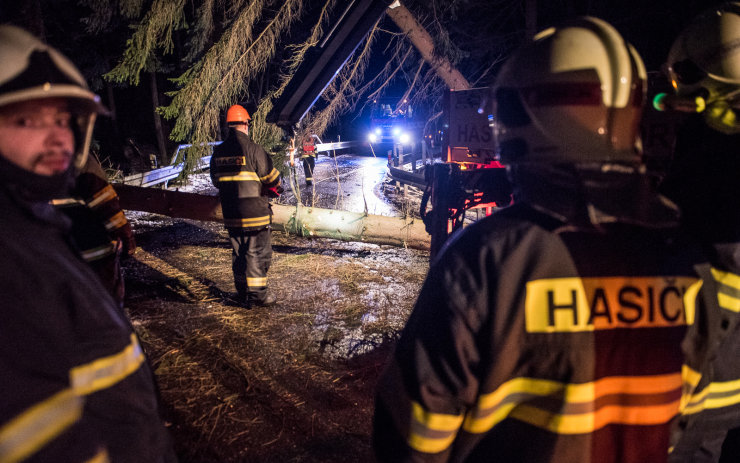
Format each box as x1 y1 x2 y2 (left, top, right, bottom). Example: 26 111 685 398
407 401 464 454
0 389 83 463
69 334 145 396
682 365 702 389
87 185 117 209
462 373 682 435
524 276 697 333
683 279 703 326
681 377 740 415
260 168 280 183
679 364 702 411
718 292 740 313
224 216 271 228
305 176 313 181
80 243 116 262
214 171 260 182
247 277 267 287
104 211 128 231
711 268 740 313
712 268 740 291
85 448 110 463
49 197 84 207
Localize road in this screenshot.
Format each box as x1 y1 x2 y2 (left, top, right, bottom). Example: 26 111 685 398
276 153 400 217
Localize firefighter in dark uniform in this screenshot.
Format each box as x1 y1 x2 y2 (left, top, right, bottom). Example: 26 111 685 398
210 104 281 308
301 132 318 186
0 25 174 462
657 3 740 461
373 17 703 462
51 153 136 309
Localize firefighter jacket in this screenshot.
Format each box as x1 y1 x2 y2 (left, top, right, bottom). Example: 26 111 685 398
373 163 704 463
301 135 317 159
210 128 280 231
50 156 133 305
0 156 174 462
662 115 740 461
51 153 135 262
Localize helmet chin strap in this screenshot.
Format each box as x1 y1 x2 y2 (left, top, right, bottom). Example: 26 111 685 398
74 112 96 170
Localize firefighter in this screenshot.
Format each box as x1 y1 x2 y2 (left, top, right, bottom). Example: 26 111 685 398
373 17 703 462
0 25 174 462
300 132 319 186
657 3 740 461
210 104 281 308
51 153 136 309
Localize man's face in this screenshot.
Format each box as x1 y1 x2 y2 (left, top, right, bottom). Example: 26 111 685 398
0 98 76 176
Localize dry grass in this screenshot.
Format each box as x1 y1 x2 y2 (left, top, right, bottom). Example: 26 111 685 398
123 218 429 462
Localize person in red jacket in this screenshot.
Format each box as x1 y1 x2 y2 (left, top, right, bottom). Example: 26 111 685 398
210 104 281 308
300 132 319 186
0 25 174 462
373 17 703 462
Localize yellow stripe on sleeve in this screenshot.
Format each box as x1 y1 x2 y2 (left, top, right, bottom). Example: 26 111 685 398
69 334 145 396
0 389 83 463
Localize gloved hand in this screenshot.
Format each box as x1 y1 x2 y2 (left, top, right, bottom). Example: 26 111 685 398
262 184 284 198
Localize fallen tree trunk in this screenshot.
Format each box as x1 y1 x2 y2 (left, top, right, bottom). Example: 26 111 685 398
114 184 431 251
386 1 470 91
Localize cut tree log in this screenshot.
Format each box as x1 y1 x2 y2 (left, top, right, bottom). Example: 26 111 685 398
114 184 431 251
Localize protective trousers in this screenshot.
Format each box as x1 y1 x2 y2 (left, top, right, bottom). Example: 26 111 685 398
228 227 272 303
302 155 316 184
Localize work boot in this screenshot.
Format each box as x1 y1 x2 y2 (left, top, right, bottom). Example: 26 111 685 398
248 293 277 308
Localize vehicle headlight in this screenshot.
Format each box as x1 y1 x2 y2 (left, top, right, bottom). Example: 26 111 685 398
374 128 382 135
368 133 378 143
392 127 401 136
399 133 411 144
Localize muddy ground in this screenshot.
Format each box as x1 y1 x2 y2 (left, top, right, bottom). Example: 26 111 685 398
123 178 430 462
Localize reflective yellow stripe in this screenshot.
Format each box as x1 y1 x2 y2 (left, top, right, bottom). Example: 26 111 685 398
709 268 740 312
87 185 117 209
679 364 702 410
247 277 267 287
49 198 84 207
683 279 702 325
260 168 280 183
712 268 740 291
215 171 260 182
0 389 83 463
81 243 116 262
85 447 110 463
509 400 679 434
682 377 740 415
69 334 145 396
463 374 682 435
718 292 740 313
407 401 464 454
104 211 128 231
223 216 271 228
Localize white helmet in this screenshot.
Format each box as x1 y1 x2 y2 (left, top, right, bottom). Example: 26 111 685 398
0 25 107 169
493 17 646 165
667 2 740 134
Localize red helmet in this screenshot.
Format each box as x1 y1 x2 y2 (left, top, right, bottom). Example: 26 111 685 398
226 104 251 124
